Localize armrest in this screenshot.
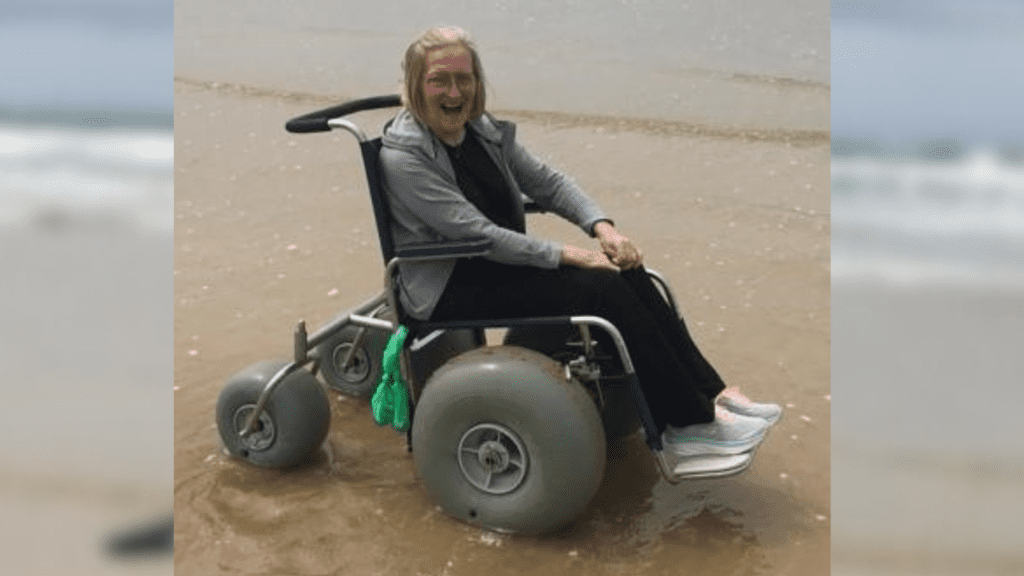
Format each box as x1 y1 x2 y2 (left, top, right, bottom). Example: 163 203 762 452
521 195 547 214
523 201 547 214
394 237 493 260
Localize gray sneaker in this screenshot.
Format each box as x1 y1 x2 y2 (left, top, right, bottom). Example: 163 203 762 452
663 406 769 456
673 451 755 480
716 395 783 426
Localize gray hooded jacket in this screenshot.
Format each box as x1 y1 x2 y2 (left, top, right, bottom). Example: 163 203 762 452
380 109 610 320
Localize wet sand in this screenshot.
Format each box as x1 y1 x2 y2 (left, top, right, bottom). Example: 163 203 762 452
173 80 830 575
831 281 1024 576
1 219 172 575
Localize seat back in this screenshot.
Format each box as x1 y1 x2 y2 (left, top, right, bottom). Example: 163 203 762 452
358 137 397 264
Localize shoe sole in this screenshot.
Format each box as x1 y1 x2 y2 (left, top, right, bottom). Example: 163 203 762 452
672 450 755 480
669 439 764 457
666 426 769 456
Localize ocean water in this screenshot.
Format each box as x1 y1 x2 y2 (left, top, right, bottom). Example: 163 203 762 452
0 109 173 234
831 0 1024 292
831 136 1024 288
830 133 1024 456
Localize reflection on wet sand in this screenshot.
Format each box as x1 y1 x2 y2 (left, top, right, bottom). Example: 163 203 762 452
179 427 826 575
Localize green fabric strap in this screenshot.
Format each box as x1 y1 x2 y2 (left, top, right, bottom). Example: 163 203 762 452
370 325 411 432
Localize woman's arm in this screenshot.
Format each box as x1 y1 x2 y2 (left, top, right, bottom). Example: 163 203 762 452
506 139 610 237
560 243 620 271
507 140 643 269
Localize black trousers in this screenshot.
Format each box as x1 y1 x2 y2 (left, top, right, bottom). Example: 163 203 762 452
430 259 726 432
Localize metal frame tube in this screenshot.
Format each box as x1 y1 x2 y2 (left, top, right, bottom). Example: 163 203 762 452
336 326 367 374
578 323 594 357
306 291 387 348
569 316 635 374
348 314 395 331
568 315 700 484
656 451 687 484
238 361 302 438
645 267 679 317
384 259 402 336
327 118 368 142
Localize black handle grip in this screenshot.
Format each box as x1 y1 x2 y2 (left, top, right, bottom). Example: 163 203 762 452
285 94 402 133
285 117 331 133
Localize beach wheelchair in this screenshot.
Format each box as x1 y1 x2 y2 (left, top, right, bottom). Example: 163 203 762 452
215 95 747 534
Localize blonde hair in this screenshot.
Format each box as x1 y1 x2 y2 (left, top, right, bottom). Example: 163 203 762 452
401 26 486 125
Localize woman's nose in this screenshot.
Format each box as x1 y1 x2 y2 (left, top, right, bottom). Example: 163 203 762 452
446 83 460 97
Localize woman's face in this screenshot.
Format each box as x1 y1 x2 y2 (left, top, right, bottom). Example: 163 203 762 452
421 44 476 144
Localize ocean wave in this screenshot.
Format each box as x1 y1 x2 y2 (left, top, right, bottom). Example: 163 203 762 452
831 251 1024 291
0 125 171 167
832 137 1024 288
0 123 172 233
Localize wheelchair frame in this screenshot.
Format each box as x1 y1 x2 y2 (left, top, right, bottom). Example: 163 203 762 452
235 95 709 484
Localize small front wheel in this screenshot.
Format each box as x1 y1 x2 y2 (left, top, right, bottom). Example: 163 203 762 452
315 325 390 397
216 360 330 468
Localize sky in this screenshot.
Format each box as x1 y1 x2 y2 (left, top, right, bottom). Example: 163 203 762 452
831 0 1024 143
0 0 172 111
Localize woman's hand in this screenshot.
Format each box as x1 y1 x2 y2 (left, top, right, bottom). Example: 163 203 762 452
561 244 620 272
593 221 643 269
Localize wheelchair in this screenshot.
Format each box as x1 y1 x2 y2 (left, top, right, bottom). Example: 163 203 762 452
215 95 751 535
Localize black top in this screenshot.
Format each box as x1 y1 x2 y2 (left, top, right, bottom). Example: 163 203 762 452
443 128 525 234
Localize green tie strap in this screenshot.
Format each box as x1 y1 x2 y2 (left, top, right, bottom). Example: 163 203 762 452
370 325 411 432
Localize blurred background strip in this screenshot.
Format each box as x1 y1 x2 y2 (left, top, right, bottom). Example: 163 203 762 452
831 1 1024 575
0 0 172 574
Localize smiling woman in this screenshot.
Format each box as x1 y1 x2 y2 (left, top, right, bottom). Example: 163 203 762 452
400 26 485 146
420 46 476 145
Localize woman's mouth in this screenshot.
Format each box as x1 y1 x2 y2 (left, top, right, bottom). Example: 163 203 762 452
441 103 464 115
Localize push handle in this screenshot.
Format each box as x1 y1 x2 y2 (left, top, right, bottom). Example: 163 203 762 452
285 117 331 133
285 94 402 133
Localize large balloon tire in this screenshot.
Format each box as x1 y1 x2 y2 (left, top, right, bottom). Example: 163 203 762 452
216 360 331 469
315 325 390 397
412 346 606 534
503 325 638 442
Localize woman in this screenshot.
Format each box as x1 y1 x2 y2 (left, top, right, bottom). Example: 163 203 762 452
380 27 781 474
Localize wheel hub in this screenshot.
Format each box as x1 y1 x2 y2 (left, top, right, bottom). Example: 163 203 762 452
477 440 511 473
332 343 370 383
458 423 528 495
233 405 276 451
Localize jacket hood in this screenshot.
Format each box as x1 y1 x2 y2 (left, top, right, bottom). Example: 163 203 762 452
382 109 513 158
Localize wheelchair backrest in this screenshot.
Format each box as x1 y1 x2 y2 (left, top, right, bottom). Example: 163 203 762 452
358 136 397 265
